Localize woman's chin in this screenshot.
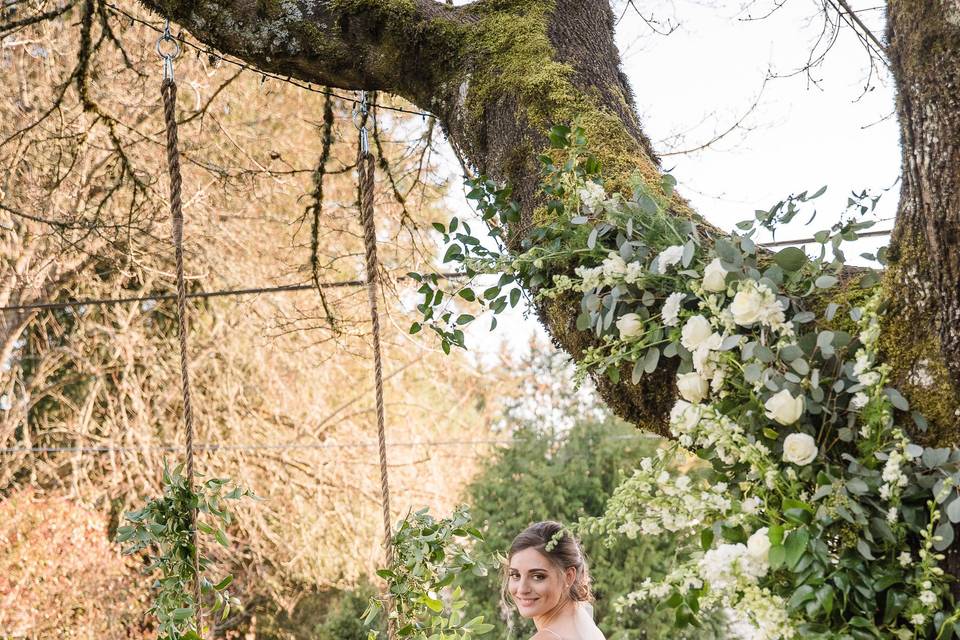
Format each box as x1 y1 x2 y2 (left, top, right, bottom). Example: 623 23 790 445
514 599 541 617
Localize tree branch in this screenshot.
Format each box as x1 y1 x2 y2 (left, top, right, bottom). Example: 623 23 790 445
133 0 470 109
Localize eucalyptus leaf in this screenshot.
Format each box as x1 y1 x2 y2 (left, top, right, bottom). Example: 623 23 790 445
934 521 955 551
774 247 808 272
815 275 838 289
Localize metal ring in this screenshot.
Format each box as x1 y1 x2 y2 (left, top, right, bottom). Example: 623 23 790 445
156 34 181 60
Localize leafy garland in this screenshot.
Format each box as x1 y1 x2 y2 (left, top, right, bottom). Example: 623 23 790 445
116 462 255 640
410 124 960 639
363 505 494 639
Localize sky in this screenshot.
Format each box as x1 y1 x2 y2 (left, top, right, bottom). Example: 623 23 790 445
438 0 902 358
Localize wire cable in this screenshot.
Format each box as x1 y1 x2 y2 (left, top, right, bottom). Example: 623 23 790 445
0 272 466 313
0 433 656 455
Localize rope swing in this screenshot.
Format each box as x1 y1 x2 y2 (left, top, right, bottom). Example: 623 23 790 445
158 22 204 635
155 22 396 635
354 91 398 640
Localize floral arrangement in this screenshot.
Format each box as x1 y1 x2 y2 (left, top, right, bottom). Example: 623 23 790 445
411 124 960 639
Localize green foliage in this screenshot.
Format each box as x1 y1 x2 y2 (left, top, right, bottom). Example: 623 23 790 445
457 417 723 639
116 461 255 640
364 505 494 639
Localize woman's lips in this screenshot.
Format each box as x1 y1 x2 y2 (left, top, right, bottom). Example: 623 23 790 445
516 597 538 607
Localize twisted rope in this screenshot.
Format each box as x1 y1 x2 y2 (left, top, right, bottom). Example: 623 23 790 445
357 106 397 640
162 76 204 636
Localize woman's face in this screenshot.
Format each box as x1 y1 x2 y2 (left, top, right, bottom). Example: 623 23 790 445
507 547 570 619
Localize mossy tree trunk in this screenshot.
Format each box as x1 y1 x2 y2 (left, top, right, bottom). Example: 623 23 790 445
140 0 959 439
884 1 960 585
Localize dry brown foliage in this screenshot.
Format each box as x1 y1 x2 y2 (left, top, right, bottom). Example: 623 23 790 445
0 4 507 634
0 488 152 638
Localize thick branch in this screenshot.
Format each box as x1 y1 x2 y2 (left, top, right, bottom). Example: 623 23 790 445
135 0 468 108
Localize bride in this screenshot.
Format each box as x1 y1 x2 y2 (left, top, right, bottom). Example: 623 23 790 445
504 521 606 640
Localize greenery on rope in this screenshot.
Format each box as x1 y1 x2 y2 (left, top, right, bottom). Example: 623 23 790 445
410 124 960 639
363 505 495 639
116 462 255 640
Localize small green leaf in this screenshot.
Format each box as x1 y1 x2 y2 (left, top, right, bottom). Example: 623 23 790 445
784 528 809 570
768 544 786 570
884 388 910 411
214 575 234 590
773 247 808 272
814 274 838 289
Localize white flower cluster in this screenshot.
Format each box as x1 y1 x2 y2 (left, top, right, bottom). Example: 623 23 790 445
571 249 648 293
678 314 730 395
698 529 771 588
669 401 775 473
618 564 703 608
578 180 607 213
880 441 910 501
725 584 796 640
604 455 736 538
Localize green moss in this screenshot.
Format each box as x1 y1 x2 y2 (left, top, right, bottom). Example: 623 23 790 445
809 272 876 337
878 233 960 445
458 0 667 204
328 0 417 15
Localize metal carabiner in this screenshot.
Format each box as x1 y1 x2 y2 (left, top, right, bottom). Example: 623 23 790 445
352 91 371 155
156 19 181 82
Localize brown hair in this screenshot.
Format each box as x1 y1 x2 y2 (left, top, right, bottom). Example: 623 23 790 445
502 521 593 605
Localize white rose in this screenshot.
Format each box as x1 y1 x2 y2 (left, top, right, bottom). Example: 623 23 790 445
680 315 713 351
702 258 728 292
616 313 645 339
676 372 709 404
782 432 818 466
655 245 684 273
730 285 765 326
765 389 804 425
746 528 771 561
661 291 684 327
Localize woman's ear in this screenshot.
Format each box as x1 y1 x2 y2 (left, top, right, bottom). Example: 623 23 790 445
564 566 576 588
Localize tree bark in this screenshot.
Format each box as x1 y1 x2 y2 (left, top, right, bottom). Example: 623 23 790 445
882 1 960 449
885 0 960 594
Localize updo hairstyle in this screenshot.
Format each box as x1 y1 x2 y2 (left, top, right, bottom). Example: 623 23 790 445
504 520 593 603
